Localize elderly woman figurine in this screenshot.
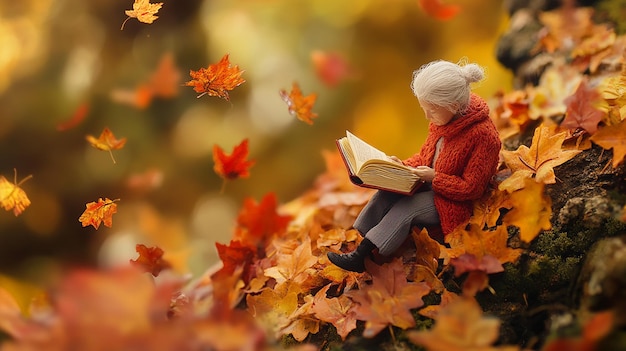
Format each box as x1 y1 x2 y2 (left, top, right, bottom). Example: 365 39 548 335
328 59 501 273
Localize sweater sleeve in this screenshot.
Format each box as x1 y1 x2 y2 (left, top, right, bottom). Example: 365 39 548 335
432 130 501 201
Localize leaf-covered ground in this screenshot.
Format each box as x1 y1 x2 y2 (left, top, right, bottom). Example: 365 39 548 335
2 1 626 351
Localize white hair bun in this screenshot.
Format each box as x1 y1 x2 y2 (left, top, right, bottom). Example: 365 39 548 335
461 63 485 83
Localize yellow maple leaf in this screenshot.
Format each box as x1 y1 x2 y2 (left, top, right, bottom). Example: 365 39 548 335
502 179 552 243
121 0 163 30
590 119 626 168
499 125 581 192
0 170 32 216
86 127 127 164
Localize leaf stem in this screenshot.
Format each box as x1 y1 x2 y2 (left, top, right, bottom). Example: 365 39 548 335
120 17 131 30
108 149 117 164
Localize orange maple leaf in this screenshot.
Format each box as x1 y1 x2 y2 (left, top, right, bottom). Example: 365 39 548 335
184 54 245 101
214 240 256 284
121 0 163 30
264 237 318 286
310 284 358 340
407 296 518 351
499 125 581 192
0 169 32 216
234 193 293 250
129 244 171 277
279 82 318 125
590 119 626 168
561 79 605 135
417 0 461 21
111 52 181 109
86 127 127 164
79 197 120 230
346 258 431 338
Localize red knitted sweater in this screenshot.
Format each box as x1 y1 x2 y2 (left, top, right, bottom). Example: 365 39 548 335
403 93 501 235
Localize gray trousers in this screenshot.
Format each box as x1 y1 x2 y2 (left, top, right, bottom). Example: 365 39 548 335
353 187 440 256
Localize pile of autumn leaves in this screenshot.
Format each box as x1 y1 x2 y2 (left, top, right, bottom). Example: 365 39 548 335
1 2 626 351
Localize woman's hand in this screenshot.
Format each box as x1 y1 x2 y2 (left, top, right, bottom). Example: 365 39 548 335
411 166 435 182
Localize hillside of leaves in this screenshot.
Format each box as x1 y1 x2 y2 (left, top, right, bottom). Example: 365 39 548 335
2 1 626 351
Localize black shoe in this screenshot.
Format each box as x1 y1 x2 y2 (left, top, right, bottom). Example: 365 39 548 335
328 250 366 272
327 238 376 273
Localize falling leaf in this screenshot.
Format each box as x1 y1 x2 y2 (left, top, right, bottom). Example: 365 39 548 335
213 139 255 193
125 168 164 192
502 179 552 243
0 170 32 216
499 125 581 192
417 0 461 21
111 52 181 109
346 258 431 338
279 82 318 125
121 0 163 30
590 119 626 168
130 244 172 277
407 296 519 351
184 54 245 101
79 197 120 230
86 127 127 164
310 284 358 340
56 103 89 131
561 79 605 135
311 50 355 87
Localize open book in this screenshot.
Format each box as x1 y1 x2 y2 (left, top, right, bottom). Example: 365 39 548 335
336 130 422 195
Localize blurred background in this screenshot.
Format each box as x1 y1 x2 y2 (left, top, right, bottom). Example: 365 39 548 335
0 0 512 289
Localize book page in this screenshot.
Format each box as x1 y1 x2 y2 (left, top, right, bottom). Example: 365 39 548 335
345 131 388 171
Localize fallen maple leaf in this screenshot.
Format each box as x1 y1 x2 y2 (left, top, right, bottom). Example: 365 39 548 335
279 82 318 125
213 138 255 193
184 54 245 101
502 179 552 243
86 127 127 164
264 237 318 286
121 0 163 30
417 0 461 21
590 119 626 168
234 193 293 251
499 125 581 192
0 169 32 216
130 244 171 277
407 296 519 351
310 284 358 340
561 79 605 135
79 197 120 230
346 258 431 338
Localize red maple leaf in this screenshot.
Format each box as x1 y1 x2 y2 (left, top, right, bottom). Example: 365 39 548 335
561 79 605 134
311 50 355 87
417 0 461 21
214 240 256 283
129 244 171 277
234 193 293 252
213 138 255 192
184 54 245 101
